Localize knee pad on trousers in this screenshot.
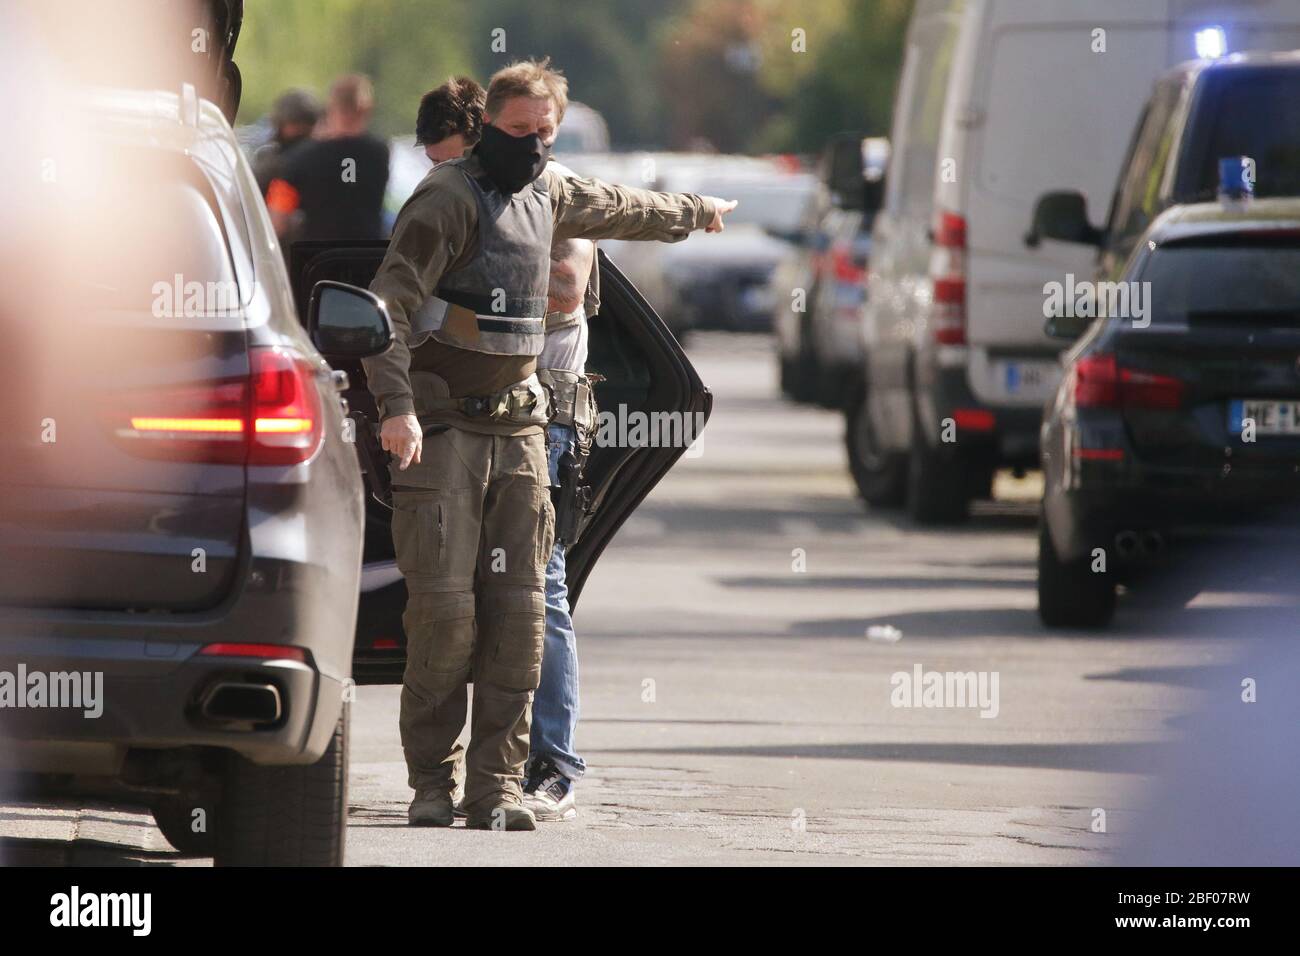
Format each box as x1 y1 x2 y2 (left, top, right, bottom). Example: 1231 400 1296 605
473 585 545 691
403 587 476 702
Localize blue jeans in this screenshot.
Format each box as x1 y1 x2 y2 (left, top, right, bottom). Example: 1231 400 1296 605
530 423 586 780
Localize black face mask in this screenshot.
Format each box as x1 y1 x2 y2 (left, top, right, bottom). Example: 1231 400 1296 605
475 123 551 194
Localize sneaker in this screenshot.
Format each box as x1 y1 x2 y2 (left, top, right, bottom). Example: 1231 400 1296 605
408 789 454 827
522 758 577 822
465 802 536 831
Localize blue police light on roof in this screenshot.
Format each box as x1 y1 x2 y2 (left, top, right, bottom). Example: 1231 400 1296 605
1219 156 1255 200
1195 26 1227 59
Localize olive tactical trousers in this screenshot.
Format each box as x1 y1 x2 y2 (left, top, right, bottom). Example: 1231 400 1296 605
391 426 554 810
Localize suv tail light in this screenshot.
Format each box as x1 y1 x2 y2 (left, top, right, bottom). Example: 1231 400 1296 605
108 346 324 465
1071 353 1185 409
248 347 325 465
929 210 967 345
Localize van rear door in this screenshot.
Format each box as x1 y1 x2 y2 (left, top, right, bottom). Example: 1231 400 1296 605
958 1 1169 407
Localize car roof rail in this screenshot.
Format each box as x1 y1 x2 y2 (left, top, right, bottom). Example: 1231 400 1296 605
180 82 200 128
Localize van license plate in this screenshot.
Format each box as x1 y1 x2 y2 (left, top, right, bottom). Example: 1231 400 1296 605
1231 399 1300 436
997 360 1057 400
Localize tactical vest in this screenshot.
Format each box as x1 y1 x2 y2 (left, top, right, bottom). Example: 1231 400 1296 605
409 159 552 356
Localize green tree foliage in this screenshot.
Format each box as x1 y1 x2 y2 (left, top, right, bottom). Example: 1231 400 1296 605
235 0 912 153
238 0 474 137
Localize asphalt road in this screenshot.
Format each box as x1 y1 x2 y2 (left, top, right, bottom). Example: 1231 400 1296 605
1 332 1279 866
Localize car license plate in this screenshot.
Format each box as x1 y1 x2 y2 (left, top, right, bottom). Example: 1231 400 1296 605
997 359 1057 401
1230 399 1300 436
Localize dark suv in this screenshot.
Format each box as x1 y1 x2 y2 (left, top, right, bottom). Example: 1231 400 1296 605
0 80 390 864
1038 200 1300 628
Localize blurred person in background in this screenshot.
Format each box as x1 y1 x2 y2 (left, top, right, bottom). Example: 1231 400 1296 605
416 75 485 165
267 73 390 241
251 87 321 197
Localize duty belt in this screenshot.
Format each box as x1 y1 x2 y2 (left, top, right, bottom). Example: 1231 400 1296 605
538 368 598 444
418 374 551 426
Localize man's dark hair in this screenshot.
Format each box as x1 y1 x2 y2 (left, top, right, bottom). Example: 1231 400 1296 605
415 76 486 147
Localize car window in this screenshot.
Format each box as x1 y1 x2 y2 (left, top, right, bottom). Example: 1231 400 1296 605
1176 68 1300 201
691 179 814 233
1109 80 1184 250
888 14 960 221
1139 240 1300 327
70 156 240 321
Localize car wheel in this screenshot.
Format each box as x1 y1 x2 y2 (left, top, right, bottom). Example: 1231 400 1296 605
151 795 217 856
779 315 820 403
1037 516 1116 628
845 389 905 508
905 437 971 525
213 702 349 867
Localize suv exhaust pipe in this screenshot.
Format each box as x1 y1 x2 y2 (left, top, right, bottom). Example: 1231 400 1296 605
1114 530 1140 559
1139 530 1165 559
198 681 282 727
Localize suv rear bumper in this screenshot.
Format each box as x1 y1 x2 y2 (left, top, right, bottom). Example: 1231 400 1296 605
0 631 343 776
1045 467 1300 562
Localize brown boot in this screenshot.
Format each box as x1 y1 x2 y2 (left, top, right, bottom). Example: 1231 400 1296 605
408 789 455 827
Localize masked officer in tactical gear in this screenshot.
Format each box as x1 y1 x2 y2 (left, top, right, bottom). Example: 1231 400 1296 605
363 58 736 831
409 79 598 820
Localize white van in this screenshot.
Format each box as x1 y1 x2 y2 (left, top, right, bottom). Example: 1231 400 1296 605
848 0 1300 523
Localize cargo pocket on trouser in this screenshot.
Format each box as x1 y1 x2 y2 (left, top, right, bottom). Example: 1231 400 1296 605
391 491 443 578
395 484 482 703
473 587 546 691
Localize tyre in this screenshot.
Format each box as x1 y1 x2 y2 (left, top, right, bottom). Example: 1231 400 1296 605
1037 517 1116 628
905 438 972 525
151 796 217 856
845 390 905 507
213 702 350 867
779 315 820 403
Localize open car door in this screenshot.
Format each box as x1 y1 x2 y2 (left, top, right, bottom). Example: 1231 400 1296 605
289 242 712 683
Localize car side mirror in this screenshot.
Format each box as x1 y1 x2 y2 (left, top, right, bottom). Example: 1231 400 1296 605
1025 190 1104 248
828 134 866 211
308 280 394 359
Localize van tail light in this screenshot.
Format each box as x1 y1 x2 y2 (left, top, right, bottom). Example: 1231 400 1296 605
1071 353 1185 409
929 210 967 345
107 346 323 465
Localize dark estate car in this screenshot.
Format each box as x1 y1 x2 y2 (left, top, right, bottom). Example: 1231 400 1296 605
0 0 710 865
1038 200 1300 628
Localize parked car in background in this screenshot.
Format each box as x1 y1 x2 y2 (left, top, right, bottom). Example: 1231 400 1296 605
776 135 888 407
848 0 1300 523
1038 199 1300 628
657 166 816 334
1029 51 1300 276
552 101 611 156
